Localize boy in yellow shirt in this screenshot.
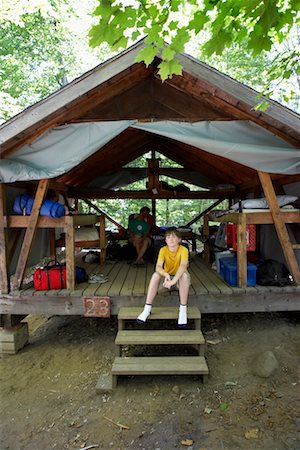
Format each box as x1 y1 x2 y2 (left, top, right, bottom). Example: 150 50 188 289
137 228 190 327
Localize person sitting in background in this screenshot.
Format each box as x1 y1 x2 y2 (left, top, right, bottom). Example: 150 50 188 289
128 207 152 265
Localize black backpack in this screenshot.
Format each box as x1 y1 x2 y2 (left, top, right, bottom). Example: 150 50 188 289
256 259 292 286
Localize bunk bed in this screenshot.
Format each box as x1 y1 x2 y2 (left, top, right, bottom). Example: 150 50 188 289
5 214 106 290
203 208 300 287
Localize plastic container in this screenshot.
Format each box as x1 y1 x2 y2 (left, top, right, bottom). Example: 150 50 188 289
215 251 235 273
225 223 256 251
222 259 257 287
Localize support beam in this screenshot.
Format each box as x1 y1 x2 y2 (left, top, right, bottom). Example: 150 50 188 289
12 179 49 290
0 184 9 293
258 171 300 285
74 189 235 200
184 199 224 227
82 199 126 232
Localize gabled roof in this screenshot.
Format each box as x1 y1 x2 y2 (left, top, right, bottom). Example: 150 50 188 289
0 38 299 190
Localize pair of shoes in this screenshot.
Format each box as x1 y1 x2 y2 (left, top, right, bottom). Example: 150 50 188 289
132 261 145 267
88 274 109 284
177 323 187 329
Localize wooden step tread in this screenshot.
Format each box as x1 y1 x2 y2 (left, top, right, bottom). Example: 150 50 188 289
112 356 209 375
118 306 201 320
115 329 205 346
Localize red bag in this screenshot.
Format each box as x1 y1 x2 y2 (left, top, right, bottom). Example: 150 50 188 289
33 261 66 290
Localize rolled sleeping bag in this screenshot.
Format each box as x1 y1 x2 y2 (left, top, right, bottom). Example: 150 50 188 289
13 194 32 215
27 198 65 217
40 199 65 218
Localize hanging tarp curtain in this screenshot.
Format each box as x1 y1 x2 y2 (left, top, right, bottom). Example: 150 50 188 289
1 120 299 183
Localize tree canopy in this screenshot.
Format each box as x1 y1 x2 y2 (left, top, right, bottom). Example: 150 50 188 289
89 0 300 108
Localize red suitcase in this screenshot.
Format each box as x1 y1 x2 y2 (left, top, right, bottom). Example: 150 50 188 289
33 261 66 290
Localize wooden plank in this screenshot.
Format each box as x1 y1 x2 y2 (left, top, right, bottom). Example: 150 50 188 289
118 306 201 320
99 215 106 264
115 329 205 346
73 189 235 200
112 356 209 375
12 179 49 290
0 184 9 293
199 263 233 293
237 213 247 288
107 263 130 296
65 215 75 290
119 265 138 296
192 258 222 294
95 262 124 296
132 264 147 295
188 265 209 295
258 171 300 285
6 215 65 228
210 210 300 225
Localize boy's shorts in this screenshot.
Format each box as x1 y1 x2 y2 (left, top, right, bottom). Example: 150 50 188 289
158 272 191 291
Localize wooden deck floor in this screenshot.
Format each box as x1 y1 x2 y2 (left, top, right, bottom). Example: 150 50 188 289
2 255 299 315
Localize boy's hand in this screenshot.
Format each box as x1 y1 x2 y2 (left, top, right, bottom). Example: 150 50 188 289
163 274 173 289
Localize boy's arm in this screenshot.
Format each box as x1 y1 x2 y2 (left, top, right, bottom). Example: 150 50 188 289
155 261 170 280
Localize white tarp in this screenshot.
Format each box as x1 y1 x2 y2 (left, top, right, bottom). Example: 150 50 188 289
0 121 134 182
1 120 299 183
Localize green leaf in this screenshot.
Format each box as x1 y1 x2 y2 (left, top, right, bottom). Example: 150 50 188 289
253 100 270 111
171 28 190 53
162 46 176 61
135 45 158 66
157 58 182 81
189 11 209 33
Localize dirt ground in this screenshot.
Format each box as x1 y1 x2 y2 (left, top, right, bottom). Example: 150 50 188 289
0 311 299 450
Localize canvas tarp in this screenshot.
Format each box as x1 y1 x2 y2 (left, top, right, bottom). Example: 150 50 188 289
0 120 299 183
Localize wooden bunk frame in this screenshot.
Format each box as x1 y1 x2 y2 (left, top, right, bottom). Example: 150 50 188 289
3 213 106 291
203 171 300 288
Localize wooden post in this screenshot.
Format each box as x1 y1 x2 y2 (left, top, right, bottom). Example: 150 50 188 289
258 171 300 285
152 198 156 226
65 215 75 290
147 158 160 191
203 214 210 265
12 179 49 290
237 213 247 288
0 184 9 293
49 228 56 261
99 215 106 264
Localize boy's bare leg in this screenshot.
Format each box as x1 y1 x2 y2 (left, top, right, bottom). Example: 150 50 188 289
135 237 151 263
178 272 190 305
136 272 161 323
177 272 190 326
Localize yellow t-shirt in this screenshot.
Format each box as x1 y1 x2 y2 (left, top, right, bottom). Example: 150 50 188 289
157 245 189 275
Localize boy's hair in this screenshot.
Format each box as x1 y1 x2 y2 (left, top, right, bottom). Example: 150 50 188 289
140 206 150 214
164 228 181 239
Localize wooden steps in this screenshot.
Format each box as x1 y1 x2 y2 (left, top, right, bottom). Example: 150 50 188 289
115 329 205 346
118 306 201 330
106 306 209 389
112 356 209 376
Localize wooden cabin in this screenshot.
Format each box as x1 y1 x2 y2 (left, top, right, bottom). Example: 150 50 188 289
0 39 300 350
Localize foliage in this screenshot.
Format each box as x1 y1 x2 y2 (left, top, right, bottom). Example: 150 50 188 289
0 0 113 123
89 0 300 105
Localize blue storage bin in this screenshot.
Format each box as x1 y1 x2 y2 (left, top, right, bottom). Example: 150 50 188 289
222 259 257 287
219 256 237 279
